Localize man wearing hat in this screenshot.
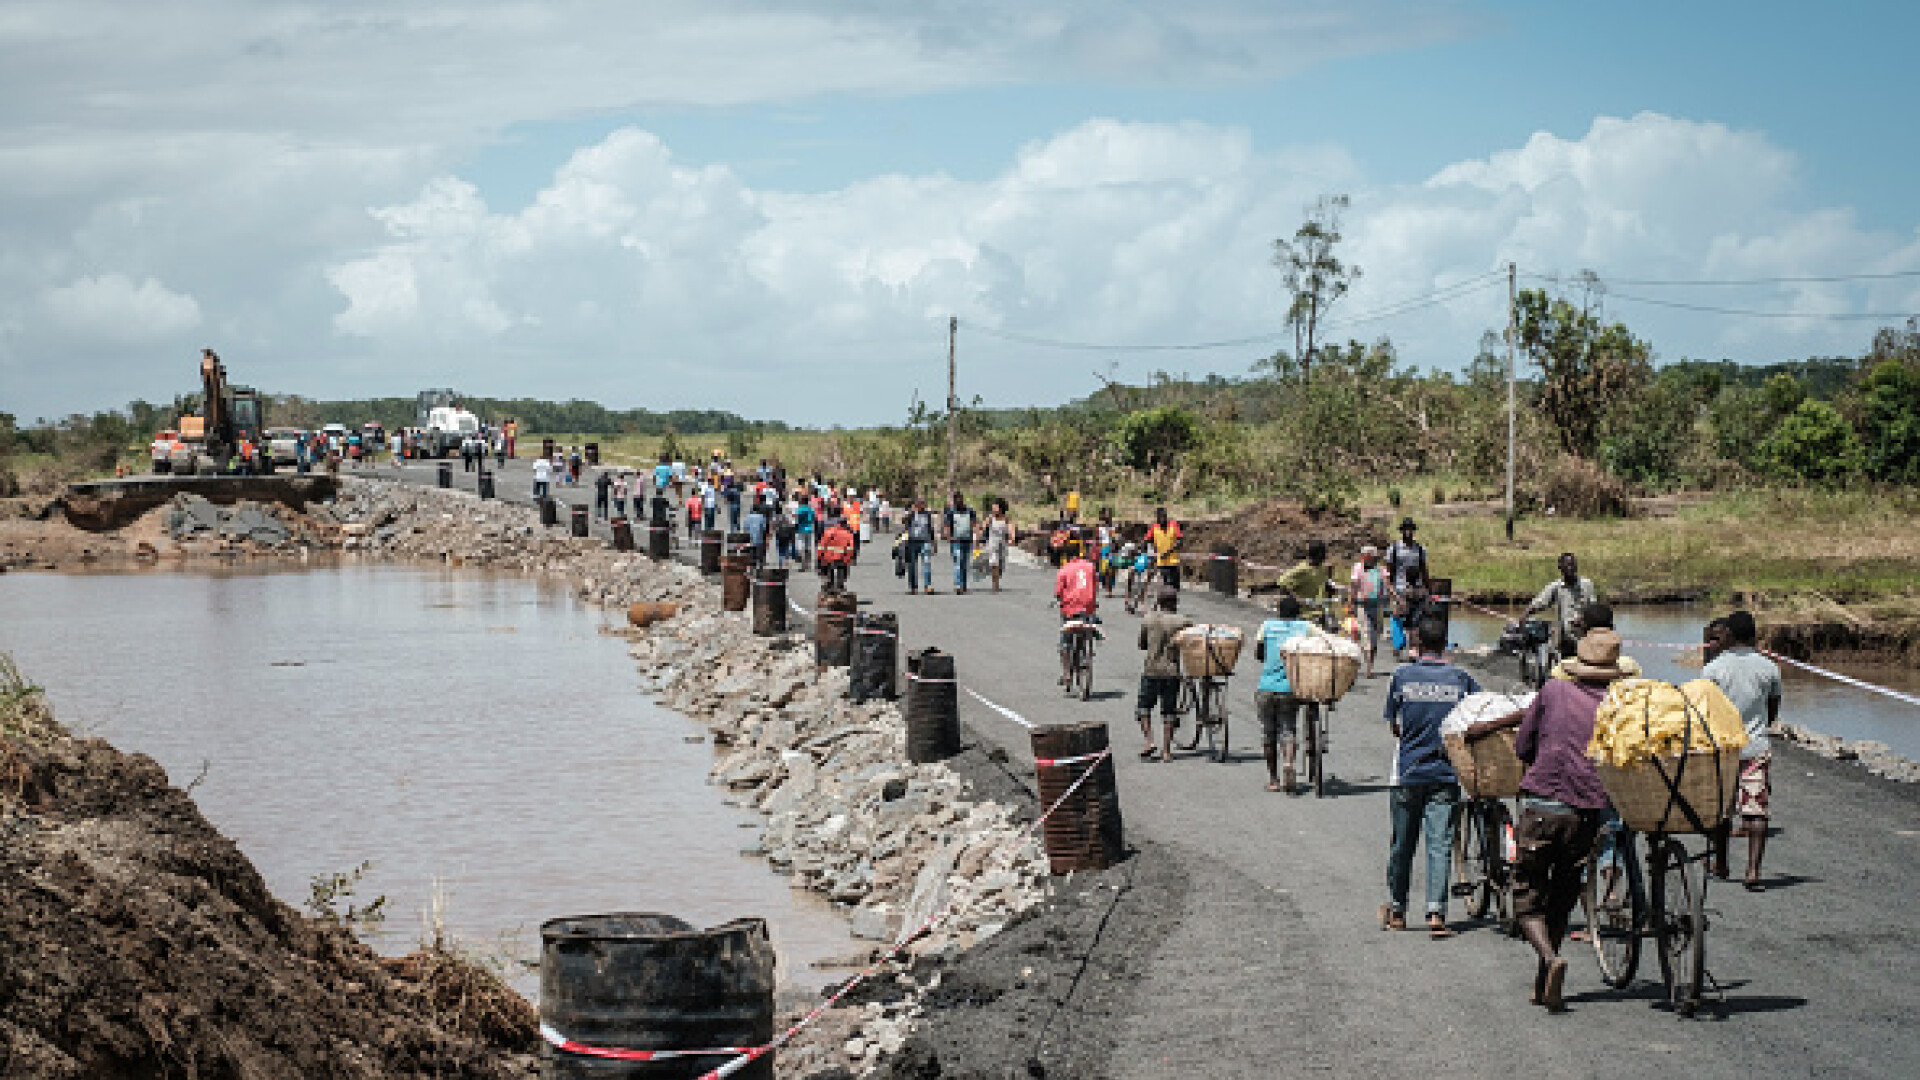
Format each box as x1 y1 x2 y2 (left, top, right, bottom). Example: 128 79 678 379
1385 518 1430 658
1472 627 1628 1011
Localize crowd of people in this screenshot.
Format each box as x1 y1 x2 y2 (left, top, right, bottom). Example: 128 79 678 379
1031 507 1785 1016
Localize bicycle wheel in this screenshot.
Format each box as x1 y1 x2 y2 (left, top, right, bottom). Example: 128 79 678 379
1078 636 1094 701
1651 836 1707 1016
1581 833 1643 990
1453 802 1493 919
1484 800 1516 930
1310 704 1328 798
1175 679 1203 751
1207 681 1230 762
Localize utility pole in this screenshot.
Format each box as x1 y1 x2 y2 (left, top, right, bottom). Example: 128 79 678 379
946 315 958 497
1505 262 1517 542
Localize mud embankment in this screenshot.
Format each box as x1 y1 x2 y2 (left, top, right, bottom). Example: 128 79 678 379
0 658 538 1078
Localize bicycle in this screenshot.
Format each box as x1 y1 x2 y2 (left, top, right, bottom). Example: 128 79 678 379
1173 674 1231 762
1452 796 1518 930
1062 619 1098 701
1578 824 1712 1016
1498 618 1555 690
1298 599 1342 798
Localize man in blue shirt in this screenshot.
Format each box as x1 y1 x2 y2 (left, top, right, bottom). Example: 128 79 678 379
1254 596 1318 794
1382 614 1479 937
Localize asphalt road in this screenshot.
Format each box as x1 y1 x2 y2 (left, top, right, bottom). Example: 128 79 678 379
386 460 1920 1079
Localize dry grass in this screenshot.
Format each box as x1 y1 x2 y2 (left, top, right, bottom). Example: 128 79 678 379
1422 487 1920 601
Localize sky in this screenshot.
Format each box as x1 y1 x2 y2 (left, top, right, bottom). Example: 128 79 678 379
3 0 1917 428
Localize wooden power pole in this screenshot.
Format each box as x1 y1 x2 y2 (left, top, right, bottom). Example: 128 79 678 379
1505 262 1517 541
946 315 958 496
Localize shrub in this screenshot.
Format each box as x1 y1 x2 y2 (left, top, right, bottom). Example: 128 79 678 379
1757 400 1858 482
1538 455 1634 518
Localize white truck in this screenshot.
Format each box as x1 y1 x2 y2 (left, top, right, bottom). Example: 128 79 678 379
418 405 480 458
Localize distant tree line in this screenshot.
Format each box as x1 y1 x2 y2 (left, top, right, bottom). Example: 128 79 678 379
270 395 780 437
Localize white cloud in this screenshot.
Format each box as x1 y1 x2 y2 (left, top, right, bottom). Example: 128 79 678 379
39 273 202 341
289 111 1919 423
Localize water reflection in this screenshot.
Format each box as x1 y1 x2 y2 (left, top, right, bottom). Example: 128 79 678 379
1451 604 1920 760
0 565 850 995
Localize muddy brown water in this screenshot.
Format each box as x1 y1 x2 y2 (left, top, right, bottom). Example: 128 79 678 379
1450 604 1920 759
0 565 851 996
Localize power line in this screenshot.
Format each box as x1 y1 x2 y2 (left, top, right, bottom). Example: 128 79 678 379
1568 268 1920 287
963 268 1507 353
1603 291 1917 321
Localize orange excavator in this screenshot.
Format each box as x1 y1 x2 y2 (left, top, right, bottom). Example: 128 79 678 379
174 349 267 474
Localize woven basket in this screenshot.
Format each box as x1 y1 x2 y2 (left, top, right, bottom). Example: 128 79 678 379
1444 730 1526 800
1281 640 1360 702
1597 749 1740 834
1175 625 1243 677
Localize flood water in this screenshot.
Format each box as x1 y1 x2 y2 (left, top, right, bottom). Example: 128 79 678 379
0 565 850 996
1450 604 1920 760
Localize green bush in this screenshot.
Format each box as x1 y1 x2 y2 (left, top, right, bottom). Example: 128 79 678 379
1855 361 1920 483
1757 400 1858 481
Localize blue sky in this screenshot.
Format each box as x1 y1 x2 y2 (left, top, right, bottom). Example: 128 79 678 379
468 3 1915 228
3 1 1916 426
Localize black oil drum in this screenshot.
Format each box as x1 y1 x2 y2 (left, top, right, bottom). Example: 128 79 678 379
751 568 788 636
700 530 723 574
1031 722 1124 874
720 555 751 611
904 647 961 763
571 504 590 538
477 471 495 500
540 912 773 1079
848 612 899 703
610 518 634 551
437 461 452 489
813 589 857 668
542 498 560 527
1208 543 1237 596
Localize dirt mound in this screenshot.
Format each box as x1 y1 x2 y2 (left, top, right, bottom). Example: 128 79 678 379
1180 500 1389 583
0 661 537 1079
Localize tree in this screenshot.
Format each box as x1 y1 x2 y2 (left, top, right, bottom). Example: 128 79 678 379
1758 400 1857 481
1514 274 1653 458
1271 194 1359 384
1854 360 1920 483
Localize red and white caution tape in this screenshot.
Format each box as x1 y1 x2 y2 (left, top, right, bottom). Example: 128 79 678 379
906 672 956 684
1034 751 1105 768
1763 650 1920 708
694 745 1115 1080
541 1024 754 1063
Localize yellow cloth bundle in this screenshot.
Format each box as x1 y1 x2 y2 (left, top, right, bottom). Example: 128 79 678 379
1587 677 1749 767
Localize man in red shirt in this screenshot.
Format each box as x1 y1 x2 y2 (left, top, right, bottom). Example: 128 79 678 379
1054 535 1099 686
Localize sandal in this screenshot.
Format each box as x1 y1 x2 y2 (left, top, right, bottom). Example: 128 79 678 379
1140 746 1159 760
1378 904 1406 932
1266 780 1283 793
1541 957 1568 1012
1427 916 1454 940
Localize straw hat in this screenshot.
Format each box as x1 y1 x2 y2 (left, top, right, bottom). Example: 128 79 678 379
1563 628 1626 681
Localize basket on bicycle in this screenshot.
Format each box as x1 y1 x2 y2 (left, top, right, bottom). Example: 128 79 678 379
1588 678 1749 834
1279 631 1361 702
1439 691 1534 799
1173 624 1243 677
